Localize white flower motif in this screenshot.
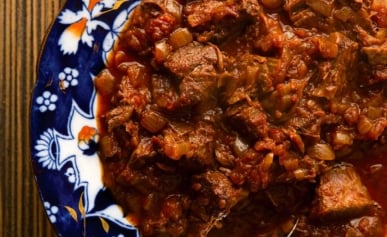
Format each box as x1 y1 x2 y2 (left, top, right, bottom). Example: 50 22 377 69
36 91 58 113
59 67 79 89
65 167 77 183
44 202 59 223
57 0 116 55
102 4 138 62
35 128 57 170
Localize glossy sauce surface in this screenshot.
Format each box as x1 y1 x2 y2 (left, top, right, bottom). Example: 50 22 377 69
95 1 387 236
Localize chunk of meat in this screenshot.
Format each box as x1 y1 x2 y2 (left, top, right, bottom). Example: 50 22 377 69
178 64 219 107
225 102 268 139
310 164 374 221
154 121 217 169
164 42 218 78
188 171 247 237
104 105 134 132
310 32 359 100
294 214 385 237
184 0 260 42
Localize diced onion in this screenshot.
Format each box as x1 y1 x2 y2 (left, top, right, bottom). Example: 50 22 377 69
164 141 191 160
154 40 172 63
261 153 274 171
293 169 309 180
357 116 373 135
332 130 353 150
141 110 167 133
233 136 249 157
168 28 193 49
94 69 115 96
165 0 183 21
307 143 335 161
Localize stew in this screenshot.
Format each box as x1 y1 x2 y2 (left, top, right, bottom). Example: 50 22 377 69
94 0 387 236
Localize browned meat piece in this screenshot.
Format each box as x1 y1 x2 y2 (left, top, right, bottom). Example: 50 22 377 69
225 102 268 139
188 171 247 237
152 70 221 118
129 137 157 167
184 121 217 168
184 0 260 42
162 42 222 108
310 32 359 100
104 105 134 132
294 214 385 237
178 64 219 107
164 42 218 78
310 164 374 222
154 121 216 169
265 182 315 214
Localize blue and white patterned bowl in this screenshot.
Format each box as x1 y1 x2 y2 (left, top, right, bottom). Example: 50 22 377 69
31 1 141 236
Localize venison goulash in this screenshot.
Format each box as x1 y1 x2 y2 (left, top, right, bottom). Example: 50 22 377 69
94 0 387 236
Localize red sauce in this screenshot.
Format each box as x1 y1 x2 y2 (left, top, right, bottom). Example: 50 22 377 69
350 146 387 212
97 1 387 236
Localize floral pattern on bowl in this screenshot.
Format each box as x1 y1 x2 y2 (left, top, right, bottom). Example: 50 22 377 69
30 0 141 236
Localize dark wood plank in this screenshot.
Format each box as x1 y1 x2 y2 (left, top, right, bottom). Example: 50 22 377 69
0 0 66 236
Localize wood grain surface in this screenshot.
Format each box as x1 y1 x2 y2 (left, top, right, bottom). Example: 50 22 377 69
0 1 65 236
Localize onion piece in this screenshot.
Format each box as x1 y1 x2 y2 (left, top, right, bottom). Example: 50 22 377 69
154 39 172 63
209 43 224 72
357 115 373 135
140 110 167 133
261 152 274 171
307 143 335 161
164 141 191 160
94 69 116 96
168 28 193 49
165 0 183 21
233 136 249 157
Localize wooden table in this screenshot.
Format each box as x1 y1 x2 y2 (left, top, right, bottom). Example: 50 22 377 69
0 1 65 236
